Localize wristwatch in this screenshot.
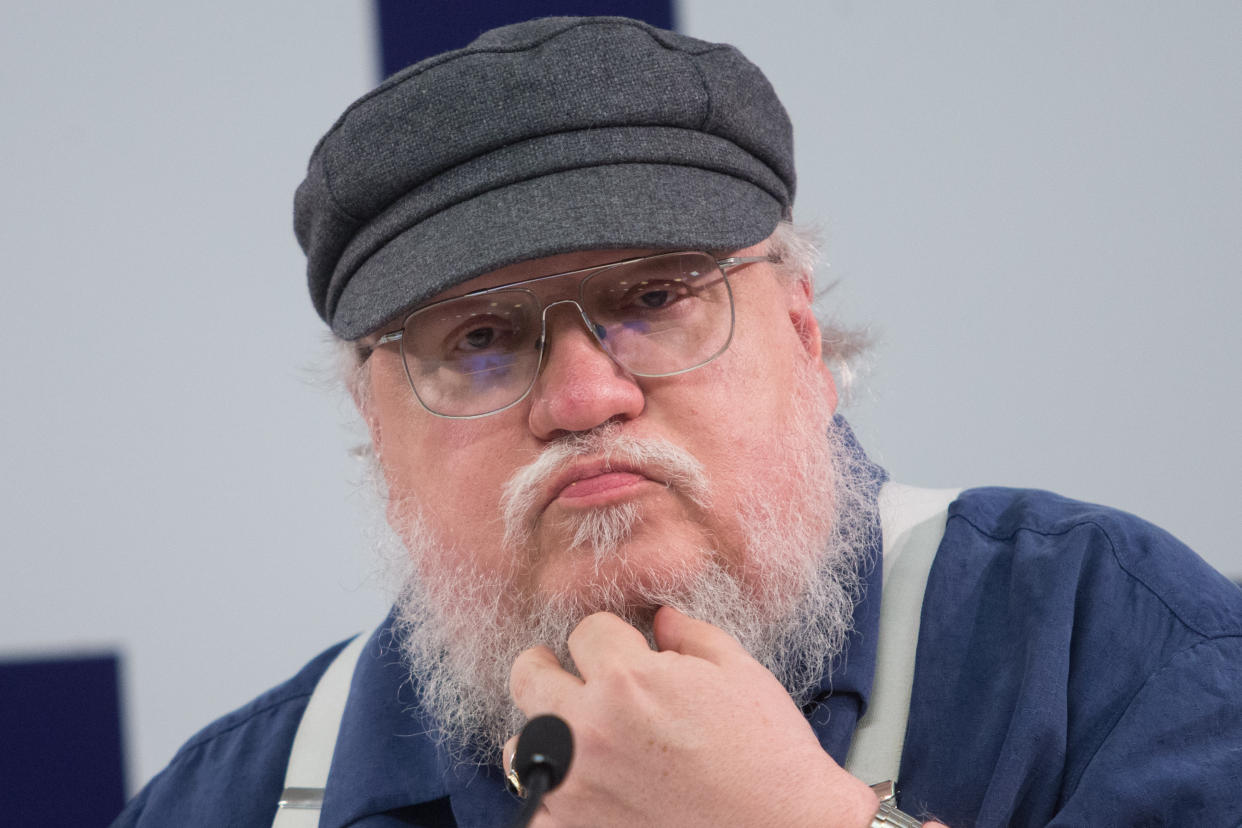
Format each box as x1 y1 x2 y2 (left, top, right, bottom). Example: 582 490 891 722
869 781 922 828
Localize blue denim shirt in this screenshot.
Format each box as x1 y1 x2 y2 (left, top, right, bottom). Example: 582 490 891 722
114 447 1242 825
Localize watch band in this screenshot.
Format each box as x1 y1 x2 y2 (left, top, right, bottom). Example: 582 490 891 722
869 781 922 828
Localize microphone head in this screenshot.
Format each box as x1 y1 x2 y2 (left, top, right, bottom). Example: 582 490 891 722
512 714 574 791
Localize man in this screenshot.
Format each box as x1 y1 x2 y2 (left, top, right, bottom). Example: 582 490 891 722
115 16 1242 827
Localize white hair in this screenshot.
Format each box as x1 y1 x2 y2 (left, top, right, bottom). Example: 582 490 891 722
766 220 872 399
381 356 878 763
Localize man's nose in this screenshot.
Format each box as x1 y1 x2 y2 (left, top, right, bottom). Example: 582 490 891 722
526 304 646 439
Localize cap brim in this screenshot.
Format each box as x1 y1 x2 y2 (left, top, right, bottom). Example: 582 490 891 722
328 163 783 339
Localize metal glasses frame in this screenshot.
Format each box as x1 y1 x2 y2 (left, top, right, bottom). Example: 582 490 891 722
374 252 779 419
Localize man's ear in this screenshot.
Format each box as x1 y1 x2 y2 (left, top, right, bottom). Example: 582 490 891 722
786 273 824 362
783 273 839 412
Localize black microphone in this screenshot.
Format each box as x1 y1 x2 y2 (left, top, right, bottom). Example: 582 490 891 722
510 714 574 828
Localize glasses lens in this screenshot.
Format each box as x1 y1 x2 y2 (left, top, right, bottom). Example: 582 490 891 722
581 252 734 376
400 291 541 417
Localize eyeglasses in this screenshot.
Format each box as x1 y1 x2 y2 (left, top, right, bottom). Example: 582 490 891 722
375 251 778 419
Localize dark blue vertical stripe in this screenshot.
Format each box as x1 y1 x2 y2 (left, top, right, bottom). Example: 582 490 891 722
0 654 126 827
376 0 676 78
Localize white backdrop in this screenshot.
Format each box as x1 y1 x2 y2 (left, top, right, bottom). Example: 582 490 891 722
2 2 1238 795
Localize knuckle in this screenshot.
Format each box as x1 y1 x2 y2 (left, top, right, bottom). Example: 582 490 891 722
508 650 537 698
578 610 616 632
577 610 630 638
567 611 609 649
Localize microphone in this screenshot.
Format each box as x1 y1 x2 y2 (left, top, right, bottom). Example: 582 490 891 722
510 714 574 828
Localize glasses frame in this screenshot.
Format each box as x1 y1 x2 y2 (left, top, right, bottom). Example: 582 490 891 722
375 251 779 419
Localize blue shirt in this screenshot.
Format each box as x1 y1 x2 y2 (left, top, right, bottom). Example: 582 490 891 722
114 485 1242 826
901 487 1242 825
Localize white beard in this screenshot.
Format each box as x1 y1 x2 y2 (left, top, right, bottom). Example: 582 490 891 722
372 363 879 765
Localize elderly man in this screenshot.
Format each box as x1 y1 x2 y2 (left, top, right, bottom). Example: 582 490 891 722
115 16 1242 828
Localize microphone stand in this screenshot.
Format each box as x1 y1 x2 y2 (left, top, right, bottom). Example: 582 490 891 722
511 764 554 828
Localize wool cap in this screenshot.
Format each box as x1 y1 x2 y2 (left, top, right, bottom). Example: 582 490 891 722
295 16 795 340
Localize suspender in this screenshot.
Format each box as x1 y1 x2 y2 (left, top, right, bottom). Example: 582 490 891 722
844 483 961 784
272 483 960 823
271 627 373 827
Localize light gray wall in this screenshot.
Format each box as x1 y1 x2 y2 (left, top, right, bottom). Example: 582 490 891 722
1 2 386 793
683 1 1241 574
2 1 1238 796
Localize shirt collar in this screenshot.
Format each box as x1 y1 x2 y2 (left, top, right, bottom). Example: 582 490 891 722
318 616 520 827
803 415 887 763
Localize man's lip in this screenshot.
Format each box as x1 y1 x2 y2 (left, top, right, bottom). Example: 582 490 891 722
544 461 658 508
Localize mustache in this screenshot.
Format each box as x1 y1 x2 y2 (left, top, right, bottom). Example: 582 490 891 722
500 422 711 551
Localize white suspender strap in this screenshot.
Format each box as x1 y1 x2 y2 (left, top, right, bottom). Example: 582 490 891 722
844 482 961 784
271 626 375 828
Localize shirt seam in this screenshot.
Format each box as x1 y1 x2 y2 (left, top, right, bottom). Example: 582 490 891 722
178 689 313 755
1061 633 1242 798
948 512 1219 640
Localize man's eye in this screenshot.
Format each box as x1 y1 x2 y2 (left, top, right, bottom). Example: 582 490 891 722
462 327 497 349
623 281 687 311
637 289 671 308
448 321 516 354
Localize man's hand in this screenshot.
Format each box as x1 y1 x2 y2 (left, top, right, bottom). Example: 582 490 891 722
504 607 880 828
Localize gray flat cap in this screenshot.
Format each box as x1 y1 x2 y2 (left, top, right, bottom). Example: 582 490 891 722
295 16 795 340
